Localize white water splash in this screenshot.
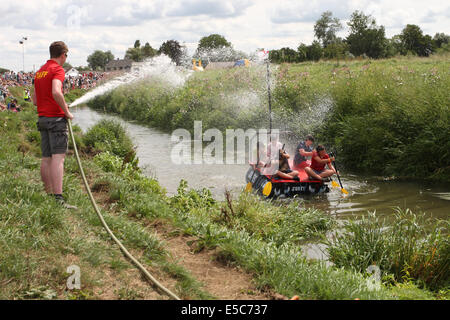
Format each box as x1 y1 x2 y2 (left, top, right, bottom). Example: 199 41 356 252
70 55 192 107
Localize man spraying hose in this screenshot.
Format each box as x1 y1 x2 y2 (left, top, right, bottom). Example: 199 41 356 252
31 41 77 209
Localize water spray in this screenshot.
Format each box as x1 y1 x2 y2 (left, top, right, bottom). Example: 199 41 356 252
265 53 273 138
70 55 191 108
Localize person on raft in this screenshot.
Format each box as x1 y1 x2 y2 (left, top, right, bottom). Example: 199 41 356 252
266 132 283 161
305 145 336 181
274 148 299 180
250 141 267 169
293 134 314 167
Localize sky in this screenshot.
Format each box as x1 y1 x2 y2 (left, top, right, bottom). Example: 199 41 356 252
1 0 449 72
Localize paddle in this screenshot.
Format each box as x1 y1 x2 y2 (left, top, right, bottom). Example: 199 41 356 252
329 152 348 195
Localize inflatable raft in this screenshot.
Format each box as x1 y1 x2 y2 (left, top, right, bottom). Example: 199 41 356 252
245 160 330 198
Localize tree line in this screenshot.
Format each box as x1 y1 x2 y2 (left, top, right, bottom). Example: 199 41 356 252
270 10 450 63
85 9 449 70
86 33 247 70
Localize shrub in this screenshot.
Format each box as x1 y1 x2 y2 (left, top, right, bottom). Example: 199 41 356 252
83 119 134 158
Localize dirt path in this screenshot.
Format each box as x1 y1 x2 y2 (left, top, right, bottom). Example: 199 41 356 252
152 221 285 300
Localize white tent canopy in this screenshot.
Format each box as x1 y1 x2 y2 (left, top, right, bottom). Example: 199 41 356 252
65 68 79 78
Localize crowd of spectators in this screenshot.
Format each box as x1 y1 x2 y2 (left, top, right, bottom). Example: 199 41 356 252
0 69 105 112
63 71 105 93
0 71 27 112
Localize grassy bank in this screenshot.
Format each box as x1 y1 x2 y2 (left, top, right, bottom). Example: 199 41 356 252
87 54 450 182
1 101 447 299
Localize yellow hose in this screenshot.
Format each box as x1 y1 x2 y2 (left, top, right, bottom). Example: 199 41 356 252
67 119 181 300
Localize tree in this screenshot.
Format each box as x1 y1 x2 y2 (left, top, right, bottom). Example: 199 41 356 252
134 40 141 48
297 43 308 62
197 34 231 52
346 11 387 59
125 47 143 62
142 42 157 58
159 40 183 65
400 25 434 56
63 62 73 70
307 41 323 61
87 50 114 70
433 33 450 48
385 36 404 57
323 40 348 61
314 11 343 48
75 66 91 72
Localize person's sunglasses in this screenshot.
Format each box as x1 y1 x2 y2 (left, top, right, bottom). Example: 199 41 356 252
64 53 68 57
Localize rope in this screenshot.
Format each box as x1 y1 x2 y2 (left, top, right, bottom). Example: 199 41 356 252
67 119 181 300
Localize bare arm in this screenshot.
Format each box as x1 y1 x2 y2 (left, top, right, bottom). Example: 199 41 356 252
327 162 336 173
31 86 37 106
52 79 73 119
312 155 335 165
299 148 313 157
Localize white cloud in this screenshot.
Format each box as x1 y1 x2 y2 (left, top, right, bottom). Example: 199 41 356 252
0 0 448 71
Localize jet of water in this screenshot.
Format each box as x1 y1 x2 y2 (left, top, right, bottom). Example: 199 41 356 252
70 55 192 107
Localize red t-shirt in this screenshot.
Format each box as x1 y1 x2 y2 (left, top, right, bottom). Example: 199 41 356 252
310 150 330 172
34 60 65 117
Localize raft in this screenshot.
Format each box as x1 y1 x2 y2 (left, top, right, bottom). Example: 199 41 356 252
245 160 330 198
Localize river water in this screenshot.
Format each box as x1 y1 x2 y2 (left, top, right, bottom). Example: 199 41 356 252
72 105 450 221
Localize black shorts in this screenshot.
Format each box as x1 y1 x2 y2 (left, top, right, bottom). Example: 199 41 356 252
37 117 68 157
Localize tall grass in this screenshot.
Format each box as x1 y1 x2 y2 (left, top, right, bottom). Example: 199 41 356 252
325 209 449 291
319 57 450 181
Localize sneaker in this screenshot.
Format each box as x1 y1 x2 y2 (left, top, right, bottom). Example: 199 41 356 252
54 195 78 210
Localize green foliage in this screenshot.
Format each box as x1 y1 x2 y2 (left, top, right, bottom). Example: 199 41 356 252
325 209 449 291
346 10 387 58
159 40 183 65
170 179 216 212
87 66 268 134
314 11 343 48
197 34 231 51
400 24 435 56
170 181 334 246
64 89 86 104
82 119 134 158
269 47 300 63
124 40 157 62
87 50 114 70
318 58 450 181
433 33 450 48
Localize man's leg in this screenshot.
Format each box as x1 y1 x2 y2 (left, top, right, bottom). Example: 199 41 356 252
319 169 336 179
50 154 65 195
305 167 322 180
276 170 299 180
41 157 53 194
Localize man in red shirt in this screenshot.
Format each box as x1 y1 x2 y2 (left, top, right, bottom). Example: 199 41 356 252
32 41 76 209
305 145 337 181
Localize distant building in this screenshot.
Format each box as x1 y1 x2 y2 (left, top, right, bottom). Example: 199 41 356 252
105 58 133 72
65 68 79 78
204 62 235 70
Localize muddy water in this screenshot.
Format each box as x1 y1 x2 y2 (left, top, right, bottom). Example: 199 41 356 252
72 106 450 221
